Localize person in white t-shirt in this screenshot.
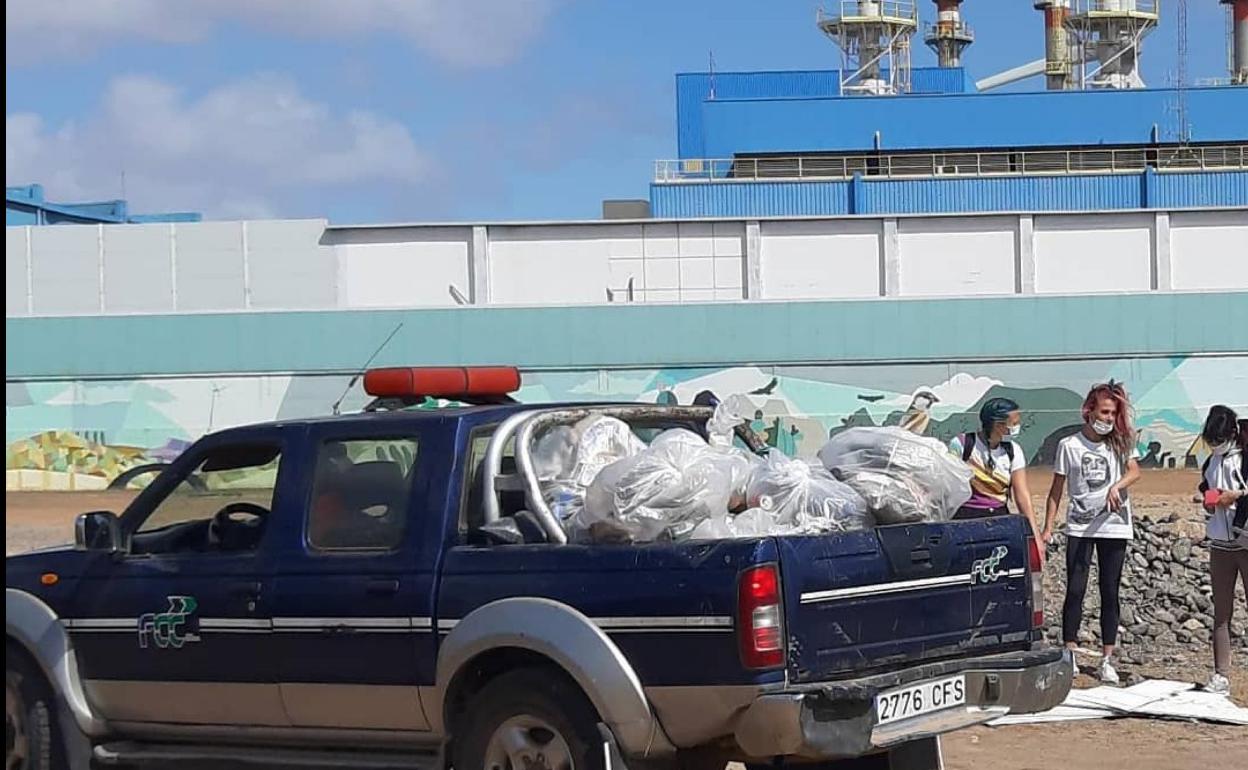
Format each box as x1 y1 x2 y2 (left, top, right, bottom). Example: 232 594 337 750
1042 381 1142 684
948 397 1038 540
1196 406 1247 696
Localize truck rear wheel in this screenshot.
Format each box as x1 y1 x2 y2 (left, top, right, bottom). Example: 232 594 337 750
6 649 59 770
454 668 604 770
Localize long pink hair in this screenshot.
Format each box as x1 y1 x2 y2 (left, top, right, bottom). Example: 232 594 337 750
1081 381 1135 458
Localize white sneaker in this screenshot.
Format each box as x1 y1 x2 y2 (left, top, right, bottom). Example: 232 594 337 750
1207 674 1231 695
1099 658 1120 684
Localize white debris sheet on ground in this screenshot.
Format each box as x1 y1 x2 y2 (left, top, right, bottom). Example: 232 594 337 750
988 679 1248 726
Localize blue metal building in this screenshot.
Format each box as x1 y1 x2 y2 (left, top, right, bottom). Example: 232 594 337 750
5 184 201 226
651 70 1248 218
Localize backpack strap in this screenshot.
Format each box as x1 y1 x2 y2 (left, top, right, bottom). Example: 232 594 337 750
962 432 976 463
1232 459 1248 530
1198 454 1214 494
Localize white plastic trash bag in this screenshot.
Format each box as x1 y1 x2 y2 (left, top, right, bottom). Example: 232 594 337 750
745 451 871 534
537 417 645 526
690 509 780 540
574 429 755 543
706 394 755 448
817 427 971 524
532 426 579 482
570 415 646 487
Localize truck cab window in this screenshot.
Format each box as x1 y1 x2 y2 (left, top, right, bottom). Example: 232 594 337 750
307 438 419 551
132 443 282 555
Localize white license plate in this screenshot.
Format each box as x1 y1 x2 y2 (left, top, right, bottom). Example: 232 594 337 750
874 675 967 725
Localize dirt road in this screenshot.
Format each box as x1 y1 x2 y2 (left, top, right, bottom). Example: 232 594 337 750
943 719 1248 770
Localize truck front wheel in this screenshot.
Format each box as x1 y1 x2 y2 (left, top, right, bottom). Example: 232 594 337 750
6 647 60 770
453 668 604 770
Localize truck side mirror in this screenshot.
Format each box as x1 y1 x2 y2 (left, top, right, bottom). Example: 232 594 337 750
75 511 121 553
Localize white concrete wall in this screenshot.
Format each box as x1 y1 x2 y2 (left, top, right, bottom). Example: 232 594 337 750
333 226 471 309
759 220 880 299
897 216 1019 297
5 208 1246 317
488 224 615 306
1168 210 1248 291
1033 213 1154 294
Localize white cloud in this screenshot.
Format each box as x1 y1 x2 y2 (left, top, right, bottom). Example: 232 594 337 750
5 0 557 68
6 73 432 219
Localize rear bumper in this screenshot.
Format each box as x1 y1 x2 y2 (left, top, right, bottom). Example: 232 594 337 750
733 647 1074 760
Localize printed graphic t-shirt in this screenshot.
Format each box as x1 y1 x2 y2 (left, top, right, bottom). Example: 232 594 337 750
1055 433 1138 540
949 433 1025 509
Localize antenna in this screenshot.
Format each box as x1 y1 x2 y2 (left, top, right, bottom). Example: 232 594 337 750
330 323 404 415
708 50 717 99
1177 0 1190 144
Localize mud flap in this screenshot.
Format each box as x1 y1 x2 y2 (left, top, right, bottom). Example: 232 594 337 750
886 736 943 770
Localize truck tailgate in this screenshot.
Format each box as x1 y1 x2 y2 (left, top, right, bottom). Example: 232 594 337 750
779 516 1034 684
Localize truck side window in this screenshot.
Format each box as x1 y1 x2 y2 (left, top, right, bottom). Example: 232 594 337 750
461 428 517 535
133 443 282 554
307 438 418 551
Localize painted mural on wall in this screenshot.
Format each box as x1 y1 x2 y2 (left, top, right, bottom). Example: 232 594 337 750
6 356 1245 490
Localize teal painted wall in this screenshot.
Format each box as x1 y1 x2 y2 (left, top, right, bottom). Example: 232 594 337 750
8 294 1246 490
7 292 1247 380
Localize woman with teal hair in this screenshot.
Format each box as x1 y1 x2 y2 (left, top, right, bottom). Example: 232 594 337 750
949 397 1038 538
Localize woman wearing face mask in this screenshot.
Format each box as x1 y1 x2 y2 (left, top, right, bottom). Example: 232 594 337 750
1196 406 1247 695
950 398 1038 538
1042 381 1141 684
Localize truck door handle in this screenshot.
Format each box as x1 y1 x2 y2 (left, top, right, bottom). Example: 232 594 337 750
366 578 400 596
229 581 262 598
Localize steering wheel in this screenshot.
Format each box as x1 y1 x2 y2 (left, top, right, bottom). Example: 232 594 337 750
208 501 270 548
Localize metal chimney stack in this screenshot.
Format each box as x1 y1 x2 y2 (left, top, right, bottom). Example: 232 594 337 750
818 1 920 95
1035 1 1075 89
1225 0 1248 83
1066 1 1160 89
925 0 974 67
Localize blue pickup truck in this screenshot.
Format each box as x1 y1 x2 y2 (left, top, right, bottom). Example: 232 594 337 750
6 367 1072 770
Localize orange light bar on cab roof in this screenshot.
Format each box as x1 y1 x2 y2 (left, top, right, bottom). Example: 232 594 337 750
362 366 522 399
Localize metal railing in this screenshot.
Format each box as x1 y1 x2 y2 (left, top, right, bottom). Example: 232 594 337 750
1073 0 1160 17
818 1 917 24
653 144 1248 184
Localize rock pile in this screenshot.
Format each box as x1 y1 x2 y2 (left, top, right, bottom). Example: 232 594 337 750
1043 513 1247 666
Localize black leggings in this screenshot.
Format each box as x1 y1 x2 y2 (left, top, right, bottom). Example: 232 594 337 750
1062 536 1128 646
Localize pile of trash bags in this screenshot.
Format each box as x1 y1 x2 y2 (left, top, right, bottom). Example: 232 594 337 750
531 401 973 544
818 427 973 525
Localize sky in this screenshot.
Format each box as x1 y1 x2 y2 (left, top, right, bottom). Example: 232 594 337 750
4 1 1233 224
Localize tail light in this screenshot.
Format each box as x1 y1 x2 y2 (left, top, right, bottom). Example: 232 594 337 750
738 564 784 669
1027 537 1044 629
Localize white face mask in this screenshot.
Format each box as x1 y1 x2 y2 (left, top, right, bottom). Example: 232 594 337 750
1007 425 1022 438
1091 419 1115 436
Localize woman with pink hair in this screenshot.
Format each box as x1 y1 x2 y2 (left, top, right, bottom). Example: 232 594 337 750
1041 381 1142 684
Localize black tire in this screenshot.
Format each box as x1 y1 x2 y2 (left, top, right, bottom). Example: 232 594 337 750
453 667 604 770
6 647 62 770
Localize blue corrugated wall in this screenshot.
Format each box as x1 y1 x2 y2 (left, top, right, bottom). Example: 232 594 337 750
676 68 971 158
1153 170 1248 209
689 86 1246 158
650 171 1248 218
